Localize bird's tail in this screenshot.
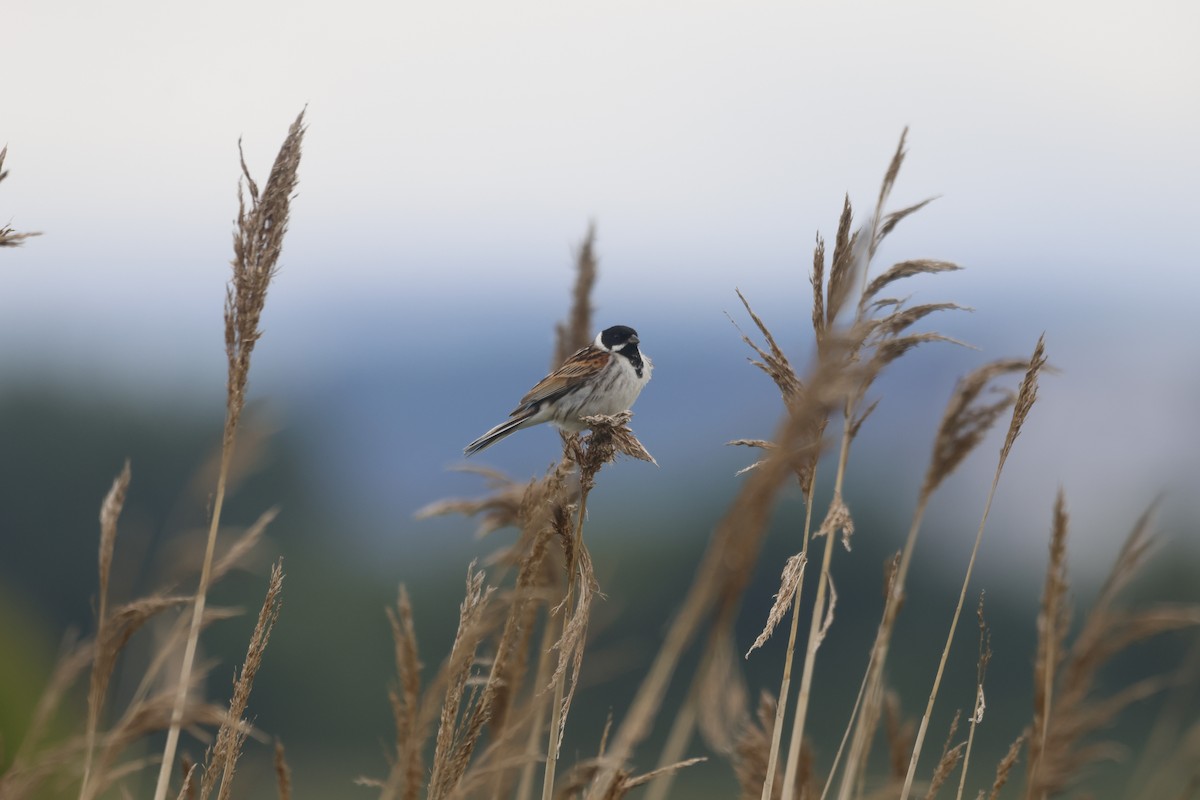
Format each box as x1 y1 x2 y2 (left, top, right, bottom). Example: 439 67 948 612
463 414 532 456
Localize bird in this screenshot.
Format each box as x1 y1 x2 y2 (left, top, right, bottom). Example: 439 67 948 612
464 325 652 456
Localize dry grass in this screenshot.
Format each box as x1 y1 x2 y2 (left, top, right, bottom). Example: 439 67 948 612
152 108 306 800
3 127 1198 800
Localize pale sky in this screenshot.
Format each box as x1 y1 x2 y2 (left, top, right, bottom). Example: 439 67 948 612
4 2 1199 574
5 2 1197 307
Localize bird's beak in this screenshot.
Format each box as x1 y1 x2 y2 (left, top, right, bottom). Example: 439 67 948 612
629 334 639 344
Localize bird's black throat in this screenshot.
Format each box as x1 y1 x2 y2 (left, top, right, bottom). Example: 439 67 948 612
618 343 645 378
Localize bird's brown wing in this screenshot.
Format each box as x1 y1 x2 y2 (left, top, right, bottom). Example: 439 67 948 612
513 346 610 413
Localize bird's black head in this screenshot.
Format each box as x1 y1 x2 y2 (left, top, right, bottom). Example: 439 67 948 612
599 325 639 350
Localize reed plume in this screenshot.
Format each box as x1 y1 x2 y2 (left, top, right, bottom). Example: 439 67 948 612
153 109 305 800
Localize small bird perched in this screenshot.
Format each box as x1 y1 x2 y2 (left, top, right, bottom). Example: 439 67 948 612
464 325 652 456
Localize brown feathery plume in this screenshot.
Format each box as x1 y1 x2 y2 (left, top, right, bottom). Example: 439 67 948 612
811 234 826 344
747 554 808 658
920 360 1029 503
833 357 1027 800
416 466 528 538
427 564 496 800
616 758 707 794
381 587 426 800
587 332 859 800
900 337 1048 800
923 711 964 800
273 741 292 800
554 223 598 369
727 242 833 800
176 764 197 800
544 414 652 799
0 145 42 247
409 447 579 800
1022 499 1200 799
1026 491 1070 793
200 559 284 800
153 110 304 800
733 693 819 800
985 732 1026 800
955 594 992 800
786 131 964 800
431 483 565 799
824 196 861 324
81 462 132 800
862 260 961 308
734 694 781 800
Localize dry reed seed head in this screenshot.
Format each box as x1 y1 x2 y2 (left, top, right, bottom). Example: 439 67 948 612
920 358 1031 502
986 732 1025 800
547 540 599 755
811 233 827 342
825 196 863 326
816 492 855 551
876 197 938 250
733 692 780 800
177 763 198 800
554 222 599 369
924 741 967 800
618 758 708 793
202 559 285 800
861 260 962 308
576 412 656 480
83 461 135 799
998 335 1047 469
1026 497 1200 799
745 552 807 658
273 740 292 800
415 476 527 537
876 128 908 222
728 438 775 477
1032 489 1070 769
732 289 803 402
224 110 306 433
427 564 496 799
384 585 426 800
868 302 969 341
98 460 132 596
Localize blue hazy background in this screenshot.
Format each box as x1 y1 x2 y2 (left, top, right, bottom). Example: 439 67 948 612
3 2 1199 796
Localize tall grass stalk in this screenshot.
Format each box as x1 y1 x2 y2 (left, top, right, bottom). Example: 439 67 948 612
152 110 305 800
780 435 851 800
899 337 1047 800
541 488 590 800
757 481 817 800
